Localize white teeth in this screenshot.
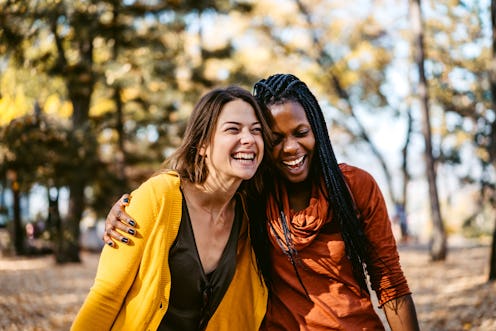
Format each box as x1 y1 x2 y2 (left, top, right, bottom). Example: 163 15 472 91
283 156 305 166
233 152 255 160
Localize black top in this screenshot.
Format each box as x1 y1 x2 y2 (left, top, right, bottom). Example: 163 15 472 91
158 194 242 331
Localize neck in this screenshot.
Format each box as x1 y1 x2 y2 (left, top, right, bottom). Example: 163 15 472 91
182 180 238 220
285 178 313 212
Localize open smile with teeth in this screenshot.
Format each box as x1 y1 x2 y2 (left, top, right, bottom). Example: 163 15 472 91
233 152 256 163
282 155 305 169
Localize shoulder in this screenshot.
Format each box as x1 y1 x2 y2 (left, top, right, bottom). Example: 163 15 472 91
338 163 377 188
128 171 182 213
338 163 383 204
134 170 181 197
126 171 182 230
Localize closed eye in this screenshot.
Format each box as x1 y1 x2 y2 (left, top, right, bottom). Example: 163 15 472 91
225 126 240 133
272 133 284 146
295 129 310 138
251 126 263 134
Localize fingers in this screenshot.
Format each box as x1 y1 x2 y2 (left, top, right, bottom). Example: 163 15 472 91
110 210 135 233
104 226 132 247
115 194 136 227
103 231 119 248
121 193 130 205
102 194 137 247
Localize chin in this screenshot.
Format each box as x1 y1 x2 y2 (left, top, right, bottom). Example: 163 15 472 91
237 171 258 181
279 169 309 183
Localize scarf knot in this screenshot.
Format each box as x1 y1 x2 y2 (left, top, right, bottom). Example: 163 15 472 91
267 181 331 251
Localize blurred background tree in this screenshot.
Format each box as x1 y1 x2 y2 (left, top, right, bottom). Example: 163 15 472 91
0 0 255 262
0 0 494 278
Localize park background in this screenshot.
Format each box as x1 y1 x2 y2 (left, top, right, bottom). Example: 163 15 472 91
0 0 495 330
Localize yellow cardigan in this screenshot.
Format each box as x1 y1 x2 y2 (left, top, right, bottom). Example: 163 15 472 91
71 171 267 331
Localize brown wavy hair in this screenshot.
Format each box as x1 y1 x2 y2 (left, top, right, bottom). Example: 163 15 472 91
163 85 273 195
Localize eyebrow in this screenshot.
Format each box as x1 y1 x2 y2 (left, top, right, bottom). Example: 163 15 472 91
221 121 261 125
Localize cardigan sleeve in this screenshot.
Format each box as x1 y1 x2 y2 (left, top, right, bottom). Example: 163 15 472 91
341 164 411 307
71 176 162 330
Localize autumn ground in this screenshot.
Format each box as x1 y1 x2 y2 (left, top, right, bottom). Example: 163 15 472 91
0 239 495 331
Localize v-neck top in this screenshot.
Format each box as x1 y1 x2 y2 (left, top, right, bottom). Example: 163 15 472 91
71 172 268 331
158 193 242 331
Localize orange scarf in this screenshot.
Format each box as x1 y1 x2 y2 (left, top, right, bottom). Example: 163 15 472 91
266 181 331 251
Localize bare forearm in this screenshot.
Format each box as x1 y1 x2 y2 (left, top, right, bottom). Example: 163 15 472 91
383 294 420 331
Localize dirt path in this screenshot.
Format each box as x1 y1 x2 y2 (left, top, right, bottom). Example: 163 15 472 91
398 243 496 331
0 243 495 330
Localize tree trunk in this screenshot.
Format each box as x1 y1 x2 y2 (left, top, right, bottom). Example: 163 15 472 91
399 110 413 242
51 19 96 262
55 78 94 263
113 87 127 182
59 178 84 263
46 188 60 244
410 0 447 260
489 217 496 280
488 0 496 281
112 7 127 183
10 173 24 255
58 91 93 263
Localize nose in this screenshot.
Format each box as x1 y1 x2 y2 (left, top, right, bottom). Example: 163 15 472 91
240 128 256 145
282 136 298 153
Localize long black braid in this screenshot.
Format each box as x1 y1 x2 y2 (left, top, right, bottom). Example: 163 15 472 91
253 73 371 292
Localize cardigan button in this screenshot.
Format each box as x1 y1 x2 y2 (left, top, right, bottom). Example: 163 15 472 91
159 302 163 309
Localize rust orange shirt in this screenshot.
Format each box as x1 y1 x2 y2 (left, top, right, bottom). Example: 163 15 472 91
262 164 411 331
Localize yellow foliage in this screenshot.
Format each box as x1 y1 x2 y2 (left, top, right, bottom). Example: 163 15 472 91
121 87 140 102
59 102 73 118
43 94 72 119
0 94 30 125
476 147 489 162
336 42 391 89
90 99 115 117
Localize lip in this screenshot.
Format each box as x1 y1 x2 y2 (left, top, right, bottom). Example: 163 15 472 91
282 155 305 167
279 155 308 176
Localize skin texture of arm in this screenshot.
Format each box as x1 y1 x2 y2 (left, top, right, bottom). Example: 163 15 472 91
383 294 420 331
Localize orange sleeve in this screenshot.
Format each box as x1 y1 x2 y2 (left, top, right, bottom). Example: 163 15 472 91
341 164 411 306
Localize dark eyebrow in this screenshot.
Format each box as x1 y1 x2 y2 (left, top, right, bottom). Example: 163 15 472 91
221 121 261 126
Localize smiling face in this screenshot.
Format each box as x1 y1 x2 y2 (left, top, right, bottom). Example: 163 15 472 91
269 101 315 184
204 99 264 186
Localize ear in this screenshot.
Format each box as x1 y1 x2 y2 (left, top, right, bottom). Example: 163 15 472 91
199 145 207 156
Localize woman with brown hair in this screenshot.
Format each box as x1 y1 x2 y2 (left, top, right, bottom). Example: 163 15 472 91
72 86 272 331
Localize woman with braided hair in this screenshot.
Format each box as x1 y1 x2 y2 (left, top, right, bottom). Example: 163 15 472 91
103 74 419 330
250 73 419 330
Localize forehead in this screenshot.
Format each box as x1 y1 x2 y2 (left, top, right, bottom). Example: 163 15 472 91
217 99 257 123
269 101 309 125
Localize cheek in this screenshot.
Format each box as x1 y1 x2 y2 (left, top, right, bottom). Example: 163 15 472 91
255 136 265 158
271 144 281 159
305 137 316 153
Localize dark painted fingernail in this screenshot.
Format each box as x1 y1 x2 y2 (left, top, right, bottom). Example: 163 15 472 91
123 198 129 203
128 229 135 235
128 219 136 227
121 237 129 243
107 241 113 247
